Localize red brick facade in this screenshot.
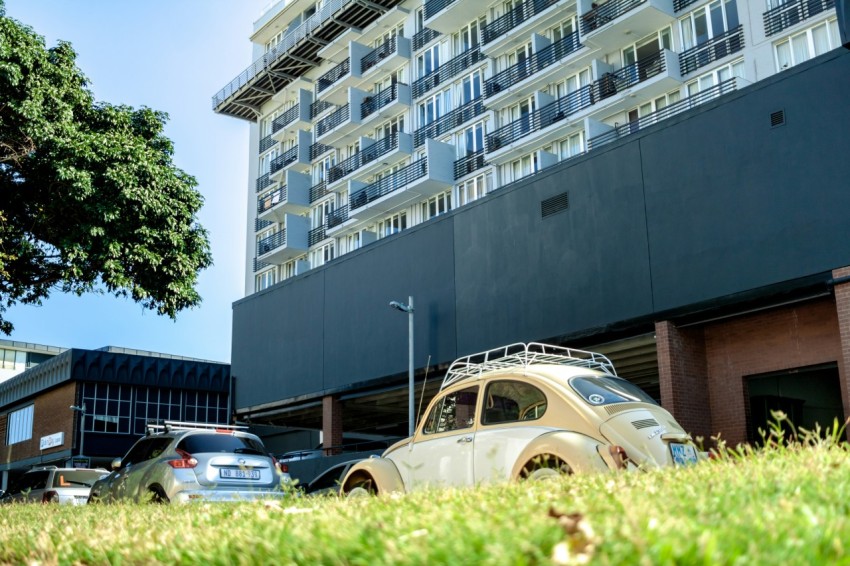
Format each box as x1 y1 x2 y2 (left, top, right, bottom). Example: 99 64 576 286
1 381 77 462
322 395 343 454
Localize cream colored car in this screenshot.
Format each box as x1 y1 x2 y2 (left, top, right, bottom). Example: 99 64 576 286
341 343 697 495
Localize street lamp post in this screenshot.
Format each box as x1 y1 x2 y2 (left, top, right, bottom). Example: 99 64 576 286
389 296 414 437
69 403 86 458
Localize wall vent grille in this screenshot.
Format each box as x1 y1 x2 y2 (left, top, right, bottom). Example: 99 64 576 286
541 192 570 218
770 109 785 128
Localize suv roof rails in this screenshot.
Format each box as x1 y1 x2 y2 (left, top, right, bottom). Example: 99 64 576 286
145 420 249 435
442 342 617 390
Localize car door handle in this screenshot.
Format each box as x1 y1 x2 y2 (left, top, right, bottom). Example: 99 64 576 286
457 436 473 444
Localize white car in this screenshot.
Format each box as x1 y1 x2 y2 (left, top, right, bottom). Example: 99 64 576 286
0 466 107 505
341 342 697 495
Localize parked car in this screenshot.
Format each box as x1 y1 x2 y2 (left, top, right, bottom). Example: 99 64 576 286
341 342 698 496
304 459 362 496
0 466 107 505
88 421 291 504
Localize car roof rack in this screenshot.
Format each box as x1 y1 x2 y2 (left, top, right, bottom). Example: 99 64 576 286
146 420 249 435
441 342 617 391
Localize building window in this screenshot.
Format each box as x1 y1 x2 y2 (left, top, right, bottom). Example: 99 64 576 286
82 382 132 434
6 404 34 445
627 90 682 125
311 242 335 267
417 43 441 78
134 388 182 434
184 391 228 424
558 131 585 160
418 89 452 128
422 191 452 221
457 174 489 206
255 268 278 292
774 19 840 71
0 348 26 371
680 0 740 50
502 153 538 184
377 211 408 238
686 59 745 96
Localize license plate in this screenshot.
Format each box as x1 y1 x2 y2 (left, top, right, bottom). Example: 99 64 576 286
670 442 698 466
220 468 260 480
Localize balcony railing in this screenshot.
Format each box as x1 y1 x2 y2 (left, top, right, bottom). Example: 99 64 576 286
316 104 350 137
327 204 349 228
316 58 351 95
310 142 334 160
673 0 701 11
412 27 441 50
602 49 666 93
412 47 485 98
308 225 327 246
255 218 274 232
253 257 270 273
256 172 274 193
413 98 485 147
310 180 330 203
329 133 399 183
258 230 287 255
270 146 299 174
311 99 334 118
485 31 581 97
259 134 276 153
272 105 301 134
581 0 645 35
362 83 404 118
482 0 560 44
679 26 744 76
361 36 398 74
454 150 486 179
349 159 428 210
587 78 738 149
763 0 834 37
423 0 458 20
258 185 288 213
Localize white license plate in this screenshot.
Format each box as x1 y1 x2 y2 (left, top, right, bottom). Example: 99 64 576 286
670 442 698 466
220 468 260 480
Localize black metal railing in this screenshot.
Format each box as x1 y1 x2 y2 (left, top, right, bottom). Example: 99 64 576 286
361 83 404 118
483 0 560 44
412 27 441 50
257 230 287 255
270 145 299 173
603 49 666 93
259 134 276 153
316 58 351 95
679 26 744 76
587 78 738 150
273 105 301 134
308 225 327 246
258 185 288 214
764 0 834 36
253 257 270 273
310 142 334 160
673 0 701 11
316 104 350 137
309 180 330 203
361 36 399 74
311 99 334 118
454 150 486 179
412 47 484 99
327 205 349 228
413 97 485 147
486 31 581 97
349 159 427 210
256 172 274 193
329 133 400 183
423 0 457 20
581 0 645 35
255 218 274 232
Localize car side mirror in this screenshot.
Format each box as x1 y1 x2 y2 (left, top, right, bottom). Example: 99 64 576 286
111 458 122 471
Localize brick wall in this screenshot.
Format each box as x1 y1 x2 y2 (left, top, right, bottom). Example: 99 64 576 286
322 395 343 454
1 382 77 462
832 266 850 436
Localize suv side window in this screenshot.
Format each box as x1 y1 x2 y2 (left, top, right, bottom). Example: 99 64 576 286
122 437 173 467
482 380 548 425
423 386 479 434
9 470 50 494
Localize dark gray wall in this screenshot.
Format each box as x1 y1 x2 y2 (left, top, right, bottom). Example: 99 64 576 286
232 48 850 411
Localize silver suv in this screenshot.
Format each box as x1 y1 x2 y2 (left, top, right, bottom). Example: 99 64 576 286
0 466 107 505
88 422 291 504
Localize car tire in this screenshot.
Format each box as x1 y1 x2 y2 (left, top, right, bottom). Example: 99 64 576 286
149 486 170 504
520 455 571 481
345 474 376 498
347 486 372 498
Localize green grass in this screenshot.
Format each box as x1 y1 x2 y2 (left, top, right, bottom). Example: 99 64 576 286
2 425 850 565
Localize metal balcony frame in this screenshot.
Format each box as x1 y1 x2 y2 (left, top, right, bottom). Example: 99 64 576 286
482 0 560 44
763 0 835 37
581 0 646 35
679 26 745 76
413 98 485 147
329 133 400 183
412 47 485 98
349 159 428 211
485 31 581 97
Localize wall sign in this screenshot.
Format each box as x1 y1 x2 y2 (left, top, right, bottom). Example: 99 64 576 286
39 432 65 450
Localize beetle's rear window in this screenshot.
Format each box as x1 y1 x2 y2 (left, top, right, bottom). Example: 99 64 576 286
569 376 658 406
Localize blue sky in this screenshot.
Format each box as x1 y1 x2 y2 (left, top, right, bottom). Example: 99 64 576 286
4 0 270 362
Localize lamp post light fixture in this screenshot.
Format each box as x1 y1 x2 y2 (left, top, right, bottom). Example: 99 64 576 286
69 403 87 458
389 296 415 437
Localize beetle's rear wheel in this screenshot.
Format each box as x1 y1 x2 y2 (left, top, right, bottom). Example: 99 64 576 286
520 455 571 481
345 474 377 498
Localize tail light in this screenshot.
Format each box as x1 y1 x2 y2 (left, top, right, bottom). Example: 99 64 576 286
168 448 198 469
42 490 59 503
271 455 288 474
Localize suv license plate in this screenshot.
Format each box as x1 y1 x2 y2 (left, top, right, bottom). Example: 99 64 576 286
670 442 698 466
220 468 260 480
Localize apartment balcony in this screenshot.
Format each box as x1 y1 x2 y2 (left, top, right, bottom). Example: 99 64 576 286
257 170 312 223
454 149 487 180
327 132 414 189
679 26 745 77
485 31 592 111
412 47 485 99
412 27 442 51
328 140 456 235
212 0 405 121
579 0 675 52
271 90 313 142
256 172 276 194
256 214 310 265
315 85 411 145
413 98 486 148
588 49 682 115
763 0 835 37
308 224 328 247
481 0 567 57
316 55 354 105
672 0 700 11
269 131 312 181
360 35 412 79
423 0 485 34
310 180 332 204
360 82 412 123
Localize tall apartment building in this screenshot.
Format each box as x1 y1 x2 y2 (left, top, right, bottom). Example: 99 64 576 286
213 0 842 295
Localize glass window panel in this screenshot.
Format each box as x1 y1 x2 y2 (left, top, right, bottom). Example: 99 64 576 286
812 24 830 56
791 33 810 64
724 0 739 30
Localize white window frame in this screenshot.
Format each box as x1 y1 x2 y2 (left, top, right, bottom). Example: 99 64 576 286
6 404 34 445
773 18 840 71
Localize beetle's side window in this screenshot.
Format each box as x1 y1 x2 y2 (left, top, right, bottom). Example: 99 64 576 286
482 380 548 424
423 386 479 434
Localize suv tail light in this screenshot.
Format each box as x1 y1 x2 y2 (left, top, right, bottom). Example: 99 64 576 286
168 448 198 469
271 455 288 474
42 490 59 503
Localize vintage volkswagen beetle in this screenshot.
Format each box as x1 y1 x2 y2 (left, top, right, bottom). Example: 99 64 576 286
341 342 697 495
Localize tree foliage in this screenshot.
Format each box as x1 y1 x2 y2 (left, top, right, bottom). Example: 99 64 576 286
0 4 212 334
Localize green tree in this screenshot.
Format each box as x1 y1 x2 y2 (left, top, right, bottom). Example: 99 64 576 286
0 3 212 334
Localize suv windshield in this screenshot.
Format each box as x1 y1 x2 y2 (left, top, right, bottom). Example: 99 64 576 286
178 434 266 455
570 375 658 406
